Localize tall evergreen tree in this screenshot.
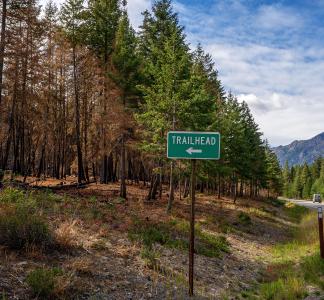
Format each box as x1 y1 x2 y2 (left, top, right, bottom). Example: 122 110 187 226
282 161 291 197
111 3 141 198
60 0 86 183
137 0 190 211
85 0 121 184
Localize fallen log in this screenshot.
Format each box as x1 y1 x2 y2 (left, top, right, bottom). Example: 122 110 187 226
7 180 96 191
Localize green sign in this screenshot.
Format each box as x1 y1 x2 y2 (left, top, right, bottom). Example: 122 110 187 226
167 131 220 160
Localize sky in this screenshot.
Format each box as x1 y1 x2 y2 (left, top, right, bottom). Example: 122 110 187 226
41 0 324 146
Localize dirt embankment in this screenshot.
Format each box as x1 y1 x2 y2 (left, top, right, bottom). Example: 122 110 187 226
0 179 298 299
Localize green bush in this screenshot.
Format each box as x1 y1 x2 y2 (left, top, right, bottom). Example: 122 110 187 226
129 218 229 258
260 277 307 300
0 207 52 250
196 234 229 257
301 253 324 289
238 212 252 225
140 246 160 267
26 267 62 298
268 198 285 208
284 202 308 222
128 222 169 248
0 187 25 203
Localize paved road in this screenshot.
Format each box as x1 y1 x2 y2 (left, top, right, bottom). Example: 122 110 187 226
279 197 324 211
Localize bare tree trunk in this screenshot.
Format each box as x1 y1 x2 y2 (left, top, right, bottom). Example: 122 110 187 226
234 178 238 203
0 0 7 111
167 160 175 213
183 177 190 199
146 173 160 201
218 173 221 199
120 135 126 199
72 45 85 183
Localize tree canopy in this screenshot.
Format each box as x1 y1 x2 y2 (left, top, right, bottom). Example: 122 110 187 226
0 0 282 207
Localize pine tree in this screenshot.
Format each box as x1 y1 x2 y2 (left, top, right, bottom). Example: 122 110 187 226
60 0 86 183
300 164 311 199
292 167 303 198
282 161 291 197
137 0 190 211
85 0 121 184
111 3 141 198
265 147 282 197
311 159 324 196
0 0 7 112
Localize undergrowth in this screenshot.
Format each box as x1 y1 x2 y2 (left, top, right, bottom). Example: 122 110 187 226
26 267 64 298
0 187 64 250
0 204 53 250
243 203 323 300
128 217 229 258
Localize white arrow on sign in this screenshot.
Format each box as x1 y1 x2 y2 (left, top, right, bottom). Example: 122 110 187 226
186 147 202 155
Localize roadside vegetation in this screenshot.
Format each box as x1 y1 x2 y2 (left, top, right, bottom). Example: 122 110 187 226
239 202 324 300
0 183 299 299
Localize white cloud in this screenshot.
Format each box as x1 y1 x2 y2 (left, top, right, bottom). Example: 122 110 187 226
40 0 150 30
255 5 301 30
127 0 151 30
208 41 324 145
237 93 286 113
41 0 324 146
179 0 324 147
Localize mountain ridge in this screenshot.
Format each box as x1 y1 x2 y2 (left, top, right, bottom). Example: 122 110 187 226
273 132 324 166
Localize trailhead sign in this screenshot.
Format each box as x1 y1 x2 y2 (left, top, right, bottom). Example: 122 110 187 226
167 131 220 160
167 130 221 297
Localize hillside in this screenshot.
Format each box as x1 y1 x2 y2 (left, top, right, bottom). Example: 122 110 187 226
1 178 323 299
273 132 324 166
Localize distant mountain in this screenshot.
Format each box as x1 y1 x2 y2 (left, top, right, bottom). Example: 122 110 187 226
273 132 324 166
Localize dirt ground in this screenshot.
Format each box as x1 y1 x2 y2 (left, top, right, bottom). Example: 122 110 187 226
0 178 297 299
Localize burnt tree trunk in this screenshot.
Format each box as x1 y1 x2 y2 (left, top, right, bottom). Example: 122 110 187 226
0 0 7 111
72 45 85 183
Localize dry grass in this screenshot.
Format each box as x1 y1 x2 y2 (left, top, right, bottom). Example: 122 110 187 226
1 181 306 299
67 257 94 275
54 271 75 297
55 219 79 249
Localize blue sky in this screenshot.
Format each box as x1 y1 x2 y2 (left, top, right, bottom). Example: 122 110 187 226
42 0 324 146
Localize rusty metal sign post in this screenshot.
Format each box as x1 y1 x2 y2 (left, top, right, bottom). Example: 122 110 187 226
318 207 324 259
189 159 196 296
167 131 221 297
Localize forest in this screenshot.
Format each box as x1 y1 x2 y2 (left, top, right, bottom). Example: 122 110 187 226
0 0 283 209
282 157 324 199
2 1 324 299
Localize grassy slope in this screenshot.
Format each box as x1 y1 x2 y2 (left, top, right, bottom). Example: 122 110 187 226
0 180 323 299
239 202 324 300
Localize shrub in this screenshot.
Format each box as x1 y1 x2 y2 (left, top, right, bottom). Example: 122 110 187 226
260 277 307 300
0 187 25 203
268 198 285 207
238 212 252 225
284 203 308 222
128 222 169 248
129 218 229 258
140 246 160 267
54 220 78 249
26 267 62 298
196 234 229 257
0 207 52 250
301 253 324 289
